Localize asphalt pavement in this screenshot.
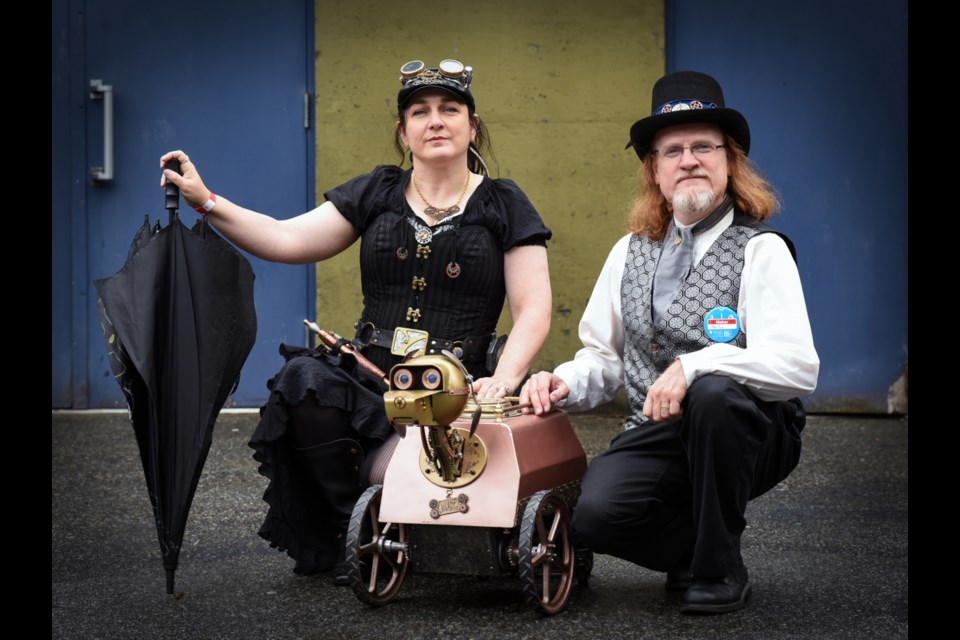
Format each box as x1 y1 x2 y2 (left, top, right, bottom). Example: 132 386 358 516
51 410 908 639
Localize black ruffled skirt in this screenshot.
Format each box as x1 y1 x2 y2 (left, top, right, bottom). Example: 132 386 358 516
248 344 392 574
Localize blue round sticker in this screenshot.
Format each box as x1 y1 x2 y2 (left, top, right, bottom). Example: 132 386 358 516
704 306 741 343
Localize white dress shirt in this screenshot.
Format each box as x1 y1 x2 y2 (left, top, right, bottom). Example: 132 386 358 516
554 210 820 412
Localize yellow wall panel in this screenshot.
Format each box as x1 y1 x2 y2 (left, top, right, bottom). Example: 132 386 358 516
314 0 663 381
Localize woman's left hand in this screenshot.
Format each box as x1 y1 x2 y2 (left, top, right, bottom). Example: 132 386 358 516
471 377 517 399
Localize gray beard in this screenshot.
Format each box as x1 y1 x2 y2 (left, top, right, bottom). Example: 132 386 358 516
672 189 717 217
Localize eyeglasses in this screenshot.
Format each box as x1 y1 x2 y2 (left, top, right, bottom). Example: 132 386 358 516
652 143 726 160
400 59 473 89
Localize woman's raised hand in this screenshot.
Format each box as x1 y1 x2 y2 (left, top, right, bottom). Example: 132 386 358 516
160 150 212 211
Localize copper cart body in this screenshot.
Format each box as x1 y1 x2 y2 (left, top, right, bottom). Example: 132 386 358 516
344 365 592 616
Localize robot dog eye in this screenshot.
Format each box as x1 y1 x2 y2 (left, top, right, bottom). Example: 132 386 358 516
393 368 414 390
421 367 442 390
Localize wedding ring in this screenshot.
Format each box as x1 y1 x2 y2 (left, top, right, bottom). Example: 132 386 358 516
660 404 669 411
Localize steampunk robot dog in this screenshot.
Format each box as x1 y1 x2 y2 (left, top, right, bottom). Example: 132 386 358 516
341 349 592 615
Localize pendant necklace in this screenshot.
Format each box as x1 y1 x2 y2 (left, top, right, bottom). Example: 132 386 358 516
413 172 471 222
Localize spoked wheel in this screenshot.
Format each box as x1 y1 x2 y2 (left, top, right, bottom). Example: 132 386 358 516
518 489 575 615
344 484 409 606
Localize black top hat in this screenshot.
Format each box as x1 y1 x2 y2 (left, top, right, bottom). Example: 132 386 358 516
627 70 750 159
397 59 475 113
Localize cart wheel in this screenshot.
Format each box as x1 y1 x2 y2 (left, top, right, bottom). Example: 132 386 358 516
344 484 408 606
518 489 575 615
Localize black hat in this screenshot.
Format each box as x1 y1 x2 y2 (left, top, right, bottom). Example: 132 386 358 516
397 59 475 113
626 70 750 159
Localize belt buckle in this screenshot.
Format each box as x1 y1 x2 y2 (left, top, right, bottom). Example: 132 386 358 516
391 327 429 357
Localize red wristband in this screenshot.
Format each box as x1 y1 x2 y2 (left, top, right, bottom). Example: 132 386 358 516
194 193 217 214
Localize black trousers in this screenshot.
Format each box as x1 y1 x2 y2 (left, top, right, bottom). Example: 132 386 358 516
570 374 804 578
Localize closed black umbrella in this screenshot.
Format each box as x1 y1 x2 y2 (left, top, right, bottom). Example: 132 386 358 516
94 160 257 593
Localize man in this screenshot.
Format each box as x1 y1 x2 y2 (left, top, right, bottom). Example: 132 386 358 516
520 70 819 614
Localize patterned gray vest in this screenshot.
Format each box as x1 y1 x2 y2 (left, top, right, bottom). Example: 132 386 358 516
620 213 790 430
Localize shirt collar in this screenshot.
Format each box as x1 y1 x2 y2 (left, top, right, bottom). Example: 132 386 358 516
674 195 734 234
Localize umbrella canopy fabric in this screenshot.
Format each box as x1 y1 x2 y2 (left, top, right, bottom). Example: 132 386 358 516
95 211 256 594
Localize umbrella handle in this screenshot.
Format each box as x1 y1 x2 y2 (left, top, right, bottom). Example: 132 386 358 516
165 158 182 221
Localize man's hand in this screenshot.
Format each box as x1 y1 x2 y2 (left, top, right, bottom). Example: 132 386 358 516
519 371 570 415
642 358 688 421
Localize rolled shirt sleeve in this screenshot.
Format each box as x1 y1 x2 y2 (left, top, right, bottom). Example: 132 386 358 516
553 234 630 411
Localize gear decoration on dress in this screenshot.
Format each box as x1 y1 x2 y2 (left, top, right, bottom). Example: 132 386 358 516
415 227 433 244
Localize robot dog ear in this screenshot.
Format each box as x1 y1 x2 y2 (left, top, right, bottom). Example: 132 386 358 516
440 349 485 437
440 348 470 378
441 348 477 402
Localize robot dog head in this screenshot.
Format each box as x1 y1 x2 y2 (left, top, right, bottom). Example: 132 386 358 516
384 355 469 427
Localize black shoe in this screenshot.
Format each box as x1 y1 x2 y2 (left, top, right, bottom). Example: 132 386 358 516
665 567 694 592
332 563 351 587
332 534 351 587
680 562 751 614
665 546 694 591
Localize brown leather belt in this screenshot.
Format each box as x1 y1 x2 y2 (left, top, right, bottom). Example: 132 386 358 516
354 322 493 363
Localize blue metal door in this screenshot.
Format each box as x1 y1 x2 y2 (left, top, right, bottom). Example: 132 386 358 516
52 0 315 408
664 0 908 412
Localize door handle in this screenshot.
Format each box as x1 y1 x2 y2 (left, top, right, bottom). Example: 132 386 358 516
89 79 114 182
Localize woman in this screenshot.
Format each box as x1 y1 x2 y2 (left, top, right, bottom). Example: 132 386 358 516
159 58 553 582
